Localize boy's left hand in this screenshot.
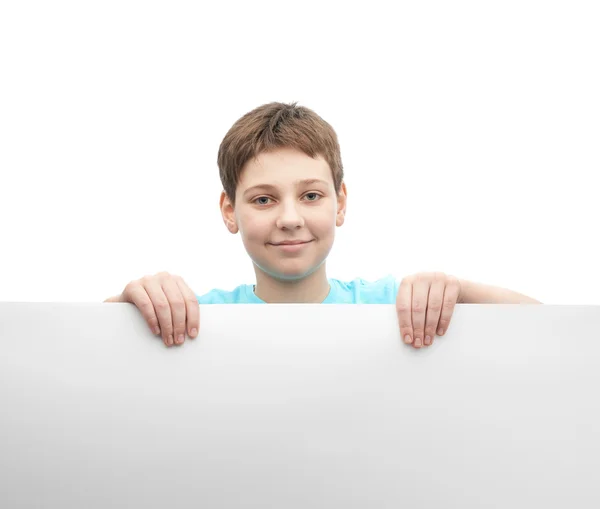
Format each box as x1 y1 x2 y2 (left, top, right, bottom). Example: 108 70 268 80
396 272 463 349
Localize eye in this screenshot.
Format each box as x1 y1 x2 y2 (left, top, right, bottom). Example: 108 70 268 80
304 192 322 201
254 196 271 205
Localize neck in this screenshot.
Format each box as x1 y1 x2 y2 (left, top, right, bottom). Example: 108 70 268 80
253 263 331 303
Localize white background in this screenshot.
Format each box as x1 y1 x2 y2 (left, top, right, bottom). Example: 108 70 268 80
1 0 598 304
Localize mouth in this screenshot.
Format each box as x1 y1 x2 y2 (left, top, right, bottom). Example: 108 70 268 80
268 240 314 251
270 240 313 246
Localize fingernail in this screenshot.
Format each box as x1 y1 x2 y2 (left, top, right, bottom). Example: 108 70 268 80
168 335 174 345
415 338 422 347
177 334 184 344
190 328 197 338
425 336 431 345
153 326 161 335
404 335 412 344
438 328 444 335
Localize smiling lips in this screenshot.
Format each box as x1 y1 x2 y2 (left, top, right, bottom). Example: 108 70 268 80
269 240 314 252
271 240 312 246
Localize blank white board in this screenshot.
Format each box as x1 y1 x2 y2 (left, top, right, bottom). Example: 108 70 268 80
0 303 599 508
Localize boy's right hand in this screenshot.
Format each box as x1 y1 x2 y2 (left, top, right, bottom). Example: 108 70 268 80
104 272 199 347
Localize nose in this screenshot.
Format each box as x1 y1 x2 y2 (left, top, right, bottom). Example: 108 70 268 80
275 200 305 230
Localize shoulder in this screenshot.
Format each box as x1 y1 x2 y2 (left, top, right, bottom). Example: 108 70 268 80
196 284 253 304
329 274 400 304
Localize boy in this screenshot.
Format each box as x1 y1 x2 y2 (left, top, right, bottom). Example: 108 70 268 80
105 102 541 349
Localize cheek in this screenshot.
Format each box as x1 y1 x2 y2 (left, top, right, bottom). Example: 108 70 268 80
313 206 338 232
239 214 270 241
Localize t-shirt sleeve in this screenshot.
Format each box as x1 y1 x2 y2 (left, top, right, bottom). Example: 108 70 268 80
196 290 225 304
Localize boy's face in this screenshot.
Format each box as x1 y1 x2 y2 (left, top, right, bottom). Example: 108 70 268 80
220 147 347 281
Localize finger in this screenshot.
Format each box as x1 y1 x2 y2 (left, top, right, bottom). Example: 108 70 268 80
396 278 414 344
411 274 432 348
160 275 188 346
121 281 165 343
142 278 175 347
424 276 445 345
437 276 461 336
174 276 200 339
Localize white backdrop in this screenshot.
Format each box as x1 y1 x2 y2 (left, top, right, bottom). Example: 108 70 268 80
1 0 598 304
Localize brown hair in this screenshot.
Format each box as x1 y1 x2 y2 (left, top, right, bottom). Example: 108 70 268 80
217 101 344 207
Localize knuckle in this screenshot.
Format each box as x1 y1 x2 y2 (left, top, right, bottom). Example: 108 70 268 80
444 297 455 307
138 301 154 315
124 280 138 292
396 302 411 312
154 300 170 312
427 301 442 312
170 297 185 308
412 305 425 313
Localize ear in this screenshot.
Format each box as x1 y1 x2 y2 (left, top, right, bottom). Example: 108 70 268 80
220 191 239 234
336 182 347 227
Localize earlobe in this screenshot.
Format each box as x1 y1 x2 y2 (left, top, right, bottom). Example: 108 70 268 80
220 191 239 234
225 220 238 234
336 182 347 227
222 215 238 234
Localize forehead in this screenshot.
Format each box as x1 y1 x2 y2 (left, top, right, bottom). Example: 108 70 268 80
239 148 333 188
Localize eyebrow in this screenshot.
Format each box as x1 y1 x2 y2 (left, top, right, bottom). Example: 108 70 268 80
243 179 328 196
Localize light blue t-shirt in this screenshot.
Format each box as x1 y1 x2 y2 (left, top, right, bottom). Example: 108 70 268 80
196 275 400 304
